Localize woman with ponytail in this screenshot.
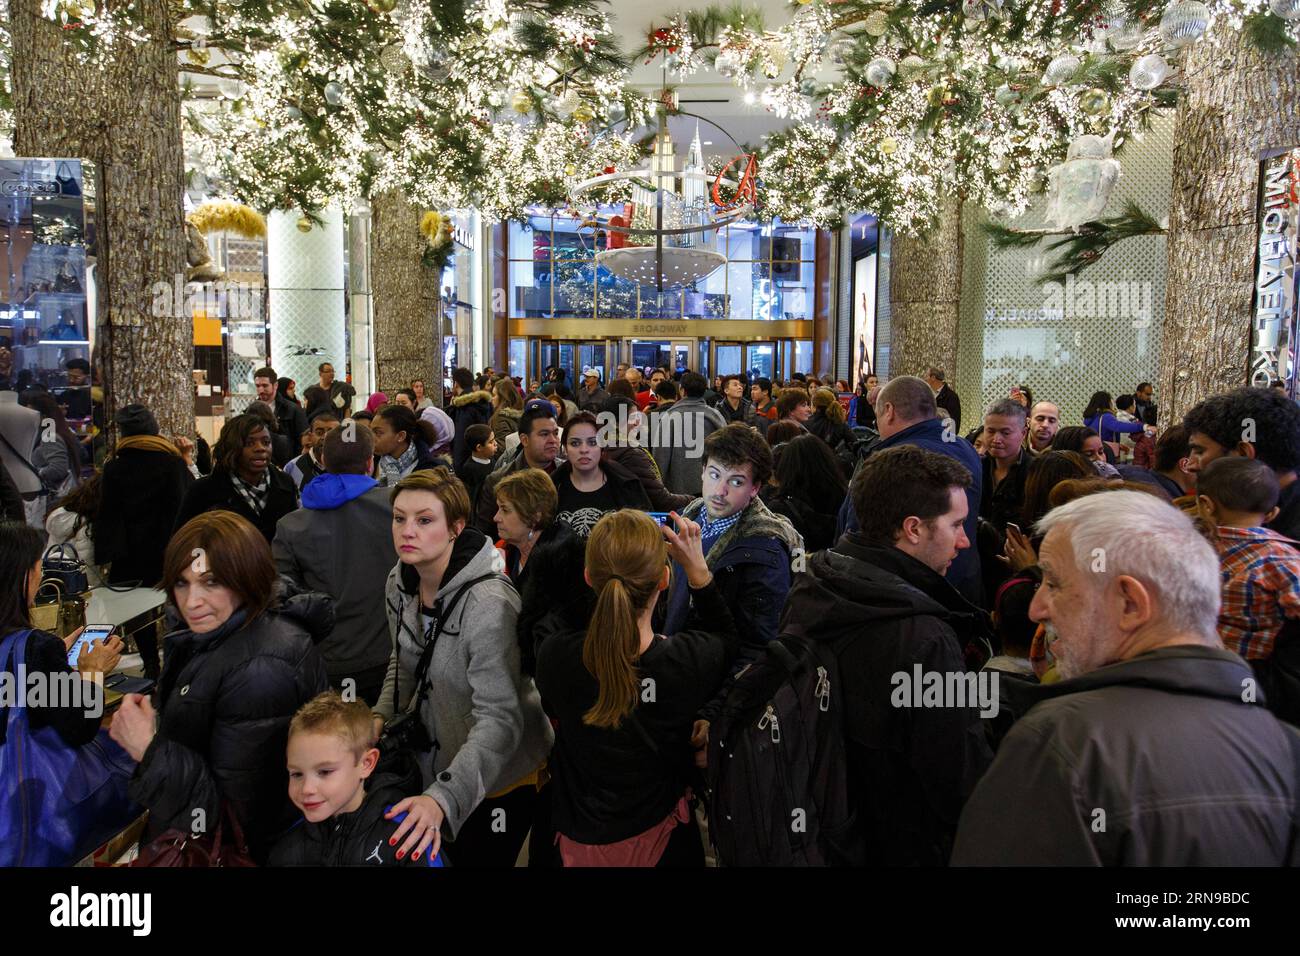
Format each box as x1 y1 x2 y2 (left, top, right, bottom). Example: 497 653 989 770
371 403 446 486
534 509 738 867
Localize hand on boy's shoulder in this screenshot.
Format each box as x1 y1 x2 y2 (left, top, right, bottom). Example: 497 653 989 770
365 807 444 867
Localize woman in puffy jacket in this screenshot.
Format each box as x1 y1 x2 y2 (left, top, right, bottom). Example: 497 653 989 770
109 510 331 862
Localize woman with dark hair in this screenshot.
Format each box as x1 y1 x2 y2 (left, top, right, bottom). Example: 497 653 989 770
762 433 848 552
174 413 300 543
534 510 737 866
1009 384 1034 409
0 519 132 865
23 390 82 519
245 399 295 467
46 471 107 588
448 367 494 471
764 419 805 447
411 379 434 410
278 377 299 407
551 412 652 538
1052 425 1107 466
1083 390 1149 445
372 403 445 486
109 511 330 863
490 377 525 454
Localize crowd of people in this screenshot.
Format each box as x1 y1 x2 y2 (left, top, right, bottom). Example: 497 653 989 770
3 356 1300 868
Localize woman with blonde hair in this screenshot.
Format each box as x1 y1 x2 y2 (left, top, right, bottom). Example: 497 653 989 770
807 387 855 456
534 510 737 867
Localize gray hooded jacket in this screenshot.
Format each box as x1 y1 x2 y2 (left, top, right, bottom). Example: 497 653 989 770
375 530 554 836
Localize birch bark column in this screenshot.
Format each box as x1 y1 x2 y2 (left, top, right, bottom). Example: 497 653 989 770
1158 22 1300 424
10 0 191 439
371 189 441 403
888 195 965 381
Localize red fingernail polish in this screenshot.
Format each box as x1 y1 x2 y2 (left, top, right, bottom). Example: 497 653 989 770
396 850 405 859
389 838 396 845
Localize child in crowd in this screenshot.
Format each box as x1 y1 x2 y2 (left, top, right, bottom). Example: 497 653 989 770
269 692 442 867
459 423 497 511
1196 456 1300 663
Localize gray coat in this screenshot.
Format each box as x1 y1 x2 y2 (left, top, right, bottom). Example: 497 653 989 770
272 478 395 678
650 397 727 497
952 645 1300 865
375 531 553 836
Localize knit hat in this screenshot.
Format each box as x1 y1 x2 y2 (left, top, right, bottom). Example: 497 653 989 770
116 403 159 437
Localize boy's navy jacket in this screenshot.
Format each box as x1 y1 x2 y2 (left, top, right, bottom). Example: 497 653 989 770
268 773 444 867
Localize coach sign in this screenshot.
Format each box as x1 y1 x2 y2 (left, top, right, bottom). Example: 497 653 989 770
1249 146 1300 393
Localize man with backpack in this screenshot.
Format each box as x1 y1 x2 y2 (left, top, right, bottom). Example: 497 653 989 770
711 444 993 866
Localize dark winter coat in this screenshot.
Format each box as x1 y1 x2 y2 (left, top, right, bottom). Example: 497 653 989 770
662 496 803 721
953 645 1300 865
273 393 308 453
1 457 25 522
513 520 591 678
95 445 194 586
807 410 855 451
764 490 841 554
268 772 438 867
273 473 395 680
935 383 962 432
129 593 332 862
449 390 494 471
780 535 995 866
174 466 299 544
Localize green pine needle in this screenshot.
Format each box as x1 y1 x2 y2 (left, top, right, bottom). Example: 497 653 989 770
1243 11 1299 54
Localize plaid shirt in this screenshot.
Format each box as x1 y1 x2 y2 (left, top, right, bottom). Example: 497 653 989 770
1214 525 1300 660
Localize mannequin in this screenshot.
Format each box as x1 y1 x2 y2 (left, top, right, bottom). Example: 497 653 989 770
0 390 41 496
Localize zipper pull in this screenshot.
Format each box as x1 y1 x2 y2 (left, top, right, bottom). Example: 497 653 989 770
815 665 830 712
758 704 780 743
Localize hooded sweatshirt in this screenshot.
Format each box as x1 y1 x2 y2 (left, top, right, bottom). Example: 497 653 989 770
953 644 1300 866
375 529 553 836
273 473 396 679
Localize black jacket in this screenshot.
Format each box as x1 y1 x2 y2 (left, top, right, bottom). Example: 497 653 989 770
274 394 308 452
513 520 591 678
935 384 962 432
763 490 841 554
780 535 995 866
174 466 299 544
95 446 194 586
807 411 855 451
979 446 1031 534
0 458 23 521
535 581 738 845
268 772 435 867
953 645 1300 865
448 390 494 472
129 592 332 863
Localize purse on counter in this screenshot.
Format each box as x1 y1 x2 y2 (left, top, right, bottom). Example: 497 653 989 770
132 802 256 868
42 542 90 597
55 161 81 197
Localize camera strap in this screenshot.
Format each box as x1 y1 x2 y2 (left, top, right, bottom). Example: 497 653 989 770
406 572 499 719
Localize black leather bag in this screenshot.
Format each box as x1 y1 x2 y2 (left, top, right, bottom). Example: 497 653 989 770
42 542 89 597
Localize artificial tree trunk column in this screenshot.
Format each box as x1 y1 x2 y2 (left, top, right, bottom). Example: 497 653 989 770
888 194 965 381
1158 21 1300 424
370 190 441 403
11 0 191 440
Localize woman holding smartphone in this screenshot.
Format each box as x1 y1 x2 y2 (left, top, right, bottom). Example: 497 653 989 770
0 520 127 865
534 510 738 867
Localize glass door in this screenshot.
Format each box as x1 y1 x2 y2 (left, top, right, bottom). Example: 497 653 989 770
713 342 744 377
745 342 776 382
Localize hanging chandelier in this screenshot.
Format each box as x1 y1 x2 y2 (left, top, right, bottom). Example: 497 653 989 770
569 104 757 292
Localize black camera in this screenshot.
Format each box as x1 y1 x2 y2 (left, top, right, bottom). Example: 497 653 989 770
377 710 434 758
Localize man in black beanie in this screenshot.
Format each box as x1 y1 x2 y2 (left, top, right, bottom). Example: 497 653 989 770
115 403 159 437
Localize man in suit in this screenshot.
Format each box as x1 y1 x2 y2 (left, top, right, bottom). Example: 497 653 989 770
926 367 962 433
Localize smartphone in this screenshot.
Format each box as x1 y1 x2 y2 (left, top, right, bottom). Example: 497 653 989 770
67 625 115 667
1005 522 1022 536
646 512 672 526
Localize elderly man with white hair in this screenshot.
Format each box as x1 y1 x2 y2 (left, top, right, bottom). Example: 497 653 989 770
953 490 1300 865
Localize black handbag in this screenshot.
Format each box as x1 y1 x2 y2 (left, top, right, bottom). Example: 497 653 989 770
55 161 81 197
42 542 89 597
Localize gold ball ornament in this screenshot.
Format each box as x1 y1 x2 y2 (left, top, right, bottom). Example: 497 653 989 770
511 91 533 114
564 164 577 176
879 136 899 155
186 46 211 67
1078 87 1112 116
296 216 313 233
572 102 595 123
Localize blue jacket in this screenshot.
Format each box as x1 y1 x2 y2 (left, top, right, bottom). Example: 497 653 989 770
662 496 804 721
301 472 378 509
836 417 983 604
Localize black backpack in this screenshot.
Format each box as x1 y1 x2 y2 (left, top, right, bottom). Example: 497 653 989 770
707 635 863 866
